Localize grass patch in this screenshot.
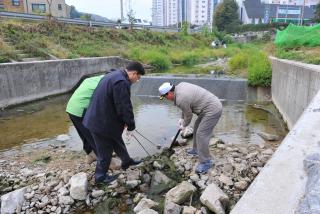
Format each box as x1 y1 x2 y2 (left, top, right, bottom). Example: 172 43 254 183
248 52 272 86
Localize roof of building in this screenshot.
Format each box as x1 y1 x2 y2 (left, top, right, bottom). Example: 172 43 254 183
243 0 315 19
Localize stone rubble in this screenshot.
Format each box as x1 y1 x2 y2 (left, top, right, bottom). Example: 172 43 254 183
0 136 279 213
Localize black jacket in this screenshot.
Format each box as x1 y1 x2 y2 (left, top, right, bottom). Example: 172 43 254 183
83 69 135 137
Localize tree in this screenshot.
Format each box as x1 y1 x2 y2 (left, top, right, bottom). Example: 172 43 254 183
213 0 239 31
314 3 320 23
45 0 53 19
127 9 135 30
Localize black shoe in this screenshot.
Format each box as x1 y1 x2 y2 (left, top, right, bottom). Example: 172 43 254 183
121 159 142 170
95 174 119 185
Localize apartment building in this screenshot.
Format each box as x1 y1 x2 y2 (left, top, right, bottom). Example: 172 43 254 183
1 0 70 18
152 0 213 26
189 0 213 25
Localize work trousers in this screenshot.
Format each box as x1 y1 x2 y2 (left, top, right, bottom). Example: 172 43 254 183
193 110 222 162
91 132 132 181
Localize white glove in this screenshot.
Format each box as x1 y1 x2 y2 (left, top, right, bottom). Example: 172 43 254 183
125 130 134 141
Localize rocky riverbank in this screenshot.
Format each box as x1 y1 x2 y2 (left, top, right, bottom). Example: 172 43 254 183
0 137 279 214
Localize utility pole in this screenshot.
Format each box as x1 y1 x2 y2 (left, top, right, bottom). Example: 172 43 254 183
120 0 124 21
300 0 305 25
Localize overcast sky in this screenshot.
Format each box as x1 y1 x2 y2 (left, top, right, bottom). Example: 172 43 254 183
65 0 153 21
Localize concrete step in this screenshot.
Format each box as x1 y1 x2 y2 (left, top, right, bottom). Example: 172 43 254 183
21 57 43 62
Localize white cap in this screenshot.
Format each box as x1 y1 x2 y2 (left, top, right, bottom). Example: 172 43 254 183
159 82 173 99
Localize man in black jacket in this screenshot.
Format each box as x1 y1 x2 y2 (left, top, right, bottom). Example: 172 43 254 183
83 61 145 184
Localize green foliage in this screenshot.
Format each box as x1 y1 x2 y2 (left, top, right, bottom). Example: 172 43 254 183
229 52 249 71
144 50 171 70
227 23 288 33
248 52 272 86
214 0 239 31
181 22 189 36
314 3 320 22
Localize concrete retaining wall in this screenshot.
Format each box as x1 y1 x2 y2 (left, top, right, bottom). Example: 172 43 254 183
133 76 270 101
270 57 320 129
231 58 320 214
0 57 130 108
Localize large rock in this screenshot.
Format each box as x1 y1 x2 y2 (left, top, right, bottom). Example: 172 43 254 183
137 209 159 214
200 183 229 214
258 132 279 141
70 172 88 200
182 206 197 214
150 171 174 194
58 195 74 205
134 198 159 213
110 158 122 170
164 201 182 214
1 187 27 214
165 181 196 205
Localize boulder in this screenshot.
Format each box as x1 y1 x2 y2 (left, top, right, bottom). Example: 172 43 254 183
126 180 141 189
134 198 159 213
58 196 74 205
91 190 105 198
150 171 174 194
137 209 159 214
164 201 182 214
165 181 196 205
1 187 27 214
258 132 279 141
110 158 122 170
70 172 88 200
200 183 229 214
182 206 197 214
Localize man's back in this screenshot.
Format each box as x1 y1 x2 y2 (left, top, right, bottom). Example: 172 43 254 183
83 70 135 137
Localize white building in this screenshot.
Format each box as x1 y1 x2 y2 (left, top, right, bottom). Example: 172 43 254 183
152 0 166 26
189 0 213 26
152 0 213 27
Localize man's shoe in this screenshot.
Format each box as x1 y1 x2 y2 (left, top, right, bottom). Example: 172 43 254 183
187 148 198 156
95 174 119 185
86 151 97 164
121 159 142 170
195 160 214 174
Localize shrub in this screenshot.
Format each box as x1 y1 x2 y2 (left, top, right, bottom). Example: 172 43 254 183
229 52 249 71
248 52 272 86
144 50 171 70
181 52 200 66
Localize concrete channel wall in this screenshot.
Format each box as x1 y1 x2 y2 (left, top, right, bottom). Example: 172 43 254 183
270 57 320 129
231 58 320 214
133 75 270 101
0 57 130 108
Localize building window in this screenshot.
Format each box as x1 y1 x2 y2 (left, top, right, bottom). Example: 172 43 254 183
12 0 20 6
32 4 46 13
58 4 62 10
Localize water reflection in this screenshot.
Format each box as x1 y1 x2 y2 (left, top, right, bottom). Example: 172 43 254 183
0 95 287 157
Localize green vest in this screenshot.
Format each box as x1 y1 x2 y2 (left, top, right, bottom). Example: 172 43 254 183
66 75 104 117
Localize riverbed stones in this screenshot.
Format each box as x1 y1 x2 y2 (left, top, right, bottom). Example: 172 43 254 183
200 183 229 214
164 201 182 214
58 195 74 205
165 181 196 204
110 158 122 170
234 180 248 190
258 132 279 141
126 180 141 189
182 206 197 214
91 190 105 198
137 209 159 214
56 134 71 141
134 198 159 213
70 172 88 200
1 187 27 214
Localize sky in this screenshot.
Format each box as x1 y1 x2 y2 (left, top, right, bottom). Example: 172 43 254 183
65 0 153 21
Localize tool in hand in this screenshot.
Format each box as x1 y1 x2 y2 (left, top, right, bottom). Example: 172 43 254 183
168 129 182 149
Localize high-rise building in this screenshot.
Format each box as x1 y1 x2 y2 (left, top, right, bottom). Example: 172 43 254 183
152 0 213 27
152 0 166 26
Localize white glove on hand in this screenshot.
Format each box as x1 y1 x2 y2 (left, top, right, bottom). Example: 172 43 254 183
178 118 185 131
125 130 134 141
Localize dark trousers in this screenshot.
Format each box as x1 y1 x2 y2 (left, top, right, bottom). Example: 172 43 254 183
69 113 96 155
91 132 132 181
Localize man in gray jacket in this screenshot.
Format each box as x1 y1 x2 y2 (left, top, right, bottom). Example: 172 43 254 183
159 82 222 174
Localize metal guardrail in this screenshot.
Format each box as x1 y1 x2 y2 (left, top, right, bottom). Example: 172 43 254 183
0 11 181 32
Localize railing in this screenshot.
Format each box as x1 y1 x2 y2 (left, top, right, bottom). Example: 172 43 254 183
0 11 181 32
